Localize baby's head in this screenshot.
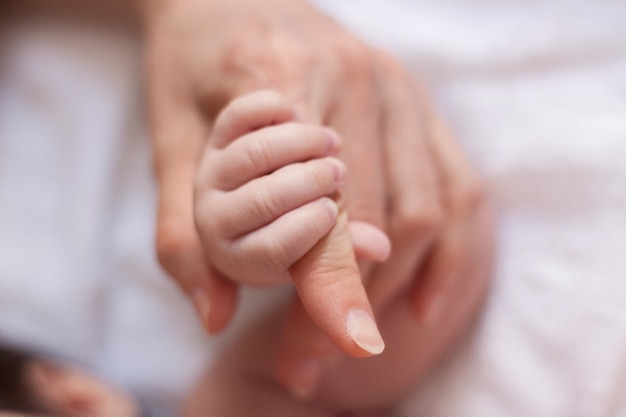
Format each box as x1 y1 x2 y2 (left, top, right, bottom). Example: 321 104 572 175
0 343 139 417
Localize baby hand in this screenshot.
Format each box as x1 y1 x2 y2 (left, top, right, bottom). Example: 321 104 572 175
195 91 389 357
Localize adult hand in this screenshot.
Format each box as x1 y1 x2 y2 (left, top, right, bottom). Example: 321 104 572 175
142 0 486 397
143 0 392 333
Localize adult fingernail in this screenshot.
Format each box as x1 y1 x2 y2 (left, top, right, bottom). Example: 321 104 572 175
346 309 385 355
192 289 212 333
286 357 322 400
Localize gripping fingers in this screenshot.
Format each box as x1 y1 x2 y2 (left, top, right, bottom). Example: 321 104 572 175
213 157 346 238
210 123 341 191
275 220 391 398
211 90 298 149
289 201 385 358
226 198 340 285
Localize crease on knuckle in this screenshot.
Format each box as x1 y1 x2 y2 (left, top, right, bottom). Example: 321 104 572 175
450 175 486 214
261 234 292 272
156 220 197 273
335 37 373 82
252 186 283 220
308 264 359 301
246 134 273 171
375 50 405 79
393 199 444 243
348 200 385 231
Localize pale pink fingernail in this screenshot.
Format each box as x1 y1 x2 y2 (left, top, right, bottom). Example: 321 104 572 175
286 357 322 400
331 159 346 182
346 309 385 355
325 128 341 152
192 289 212 333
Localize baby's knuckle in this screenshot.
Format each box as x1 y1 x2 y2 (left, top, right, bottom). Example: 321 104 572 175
246 135 273 169
261 235 292 271
252 186 283 219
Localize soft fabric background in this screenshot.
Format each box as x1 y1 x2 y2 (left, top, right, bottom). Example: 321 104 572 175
314 1 626 416
1 1 625 416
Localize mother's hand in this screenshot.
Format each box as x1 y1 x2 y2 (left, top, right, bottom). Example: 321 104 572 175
143 0 486 397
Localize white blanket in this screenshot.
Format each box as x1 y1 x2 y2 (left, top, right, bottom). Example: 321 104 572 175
1 1 626 416
0 19 211 415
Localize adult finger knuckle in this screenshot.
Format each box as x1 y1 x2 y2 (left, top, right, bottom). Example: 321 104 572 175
465 177 487 207
375 50 405 79
394 200 444 241
313 265 357 300
451 174 486 213
156 220 197 274
348 199 385 230
335 37 373 81
445 244 465 270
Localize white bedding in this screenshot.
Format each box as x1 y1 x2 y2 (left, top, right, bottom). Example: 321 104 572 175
1 1 626 416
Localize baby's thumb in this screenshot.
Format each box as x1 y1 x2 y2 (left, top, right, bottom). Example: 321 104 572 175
289 194 385 357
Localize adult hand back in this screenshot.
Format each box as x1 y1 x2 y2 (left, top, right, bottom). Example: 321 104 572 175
143 0 487 397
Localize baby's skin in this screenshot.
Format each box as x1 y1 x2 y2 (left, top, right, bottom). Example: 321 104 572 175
189 90 494 416
194 90 391 358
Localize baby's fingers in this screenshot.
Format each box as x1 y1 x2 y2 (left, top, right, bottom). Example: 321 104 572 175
211 123 341 191
210 157 345 238
227 198 340 285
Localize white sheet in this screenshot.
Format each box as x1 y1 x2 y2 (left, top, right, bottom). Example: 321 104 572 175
313 1 626 416
0 20 211 416
1 1 626 416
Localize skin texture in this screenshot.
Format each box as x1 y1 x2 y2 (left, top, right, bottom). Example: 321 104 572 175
143 0 489 396
182 198 494 416
195 91 389 359
7 0 492 401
